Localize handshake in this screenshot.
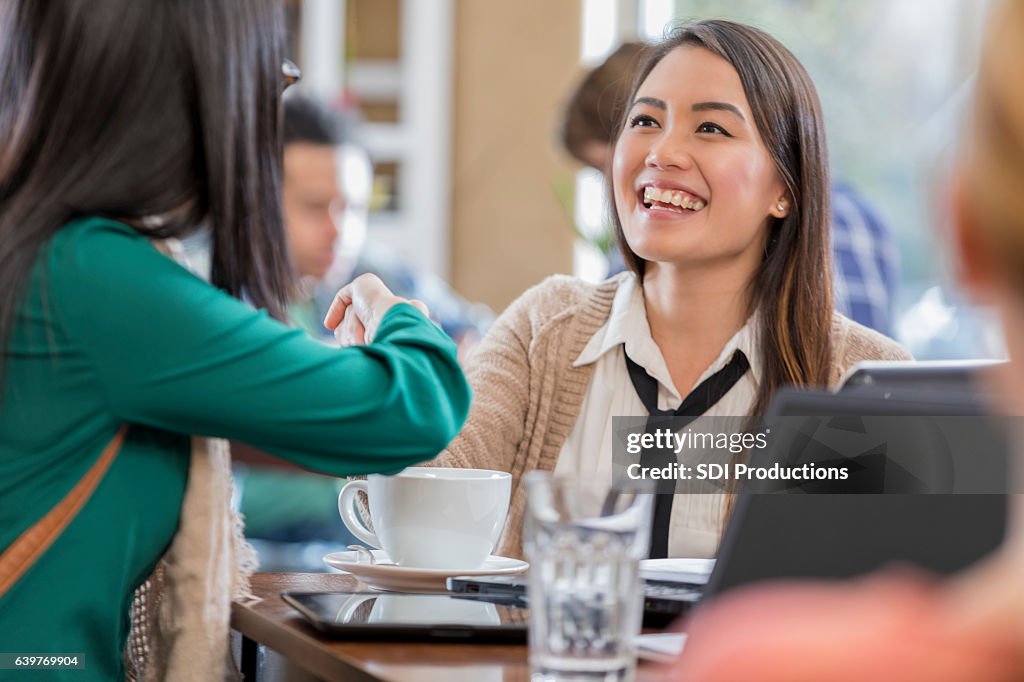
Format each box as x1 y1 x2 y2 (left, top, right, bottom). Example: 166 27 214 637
324 273 430 346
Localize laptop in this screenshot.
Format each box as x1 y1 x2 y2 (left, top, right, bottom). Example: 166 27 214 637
450 387 1009 620
704 388 1008 598
837 359 1005 398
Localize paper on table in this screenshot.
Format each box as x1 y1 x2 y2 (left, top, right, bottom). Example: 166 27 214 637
635 632 686 663
640 558 716 585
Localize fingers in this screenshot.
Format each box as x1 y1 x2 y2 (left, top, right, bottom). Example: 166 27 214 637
324 274 431 344
334 307 366 346
325 274 388 331
324 286 353 331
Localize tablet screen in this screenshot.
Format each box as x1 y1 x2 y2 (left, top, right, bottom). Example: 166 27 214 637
282 591 529 642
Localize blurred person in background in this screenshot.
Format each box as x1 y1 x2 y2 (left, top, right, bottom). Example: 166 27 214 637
283 95 493 354
672 1 1024 678
561 40 902 336
561 42 649 174
436 20 908 562
0 1 470 678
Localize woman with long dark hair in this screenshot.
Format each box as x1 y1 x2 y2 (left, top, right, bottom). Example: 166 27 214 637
434 20 908 560
674 6 1024 678
0 1 469 678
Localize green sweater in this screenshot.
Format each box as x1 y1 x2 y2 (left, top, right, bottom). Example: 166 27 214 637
0 217 470 680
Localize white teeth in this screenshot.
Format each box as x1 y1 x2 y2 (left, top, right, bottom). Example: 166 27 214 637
642 186 706 211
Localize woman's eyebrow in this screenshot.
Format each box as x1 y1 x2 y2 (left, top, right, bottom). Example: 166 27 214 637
632 96 666 109
630 97 747 123
692 101 746 122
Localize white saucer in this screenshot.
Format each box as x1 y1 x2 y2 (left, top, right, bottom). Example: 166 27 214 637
322 550 529 592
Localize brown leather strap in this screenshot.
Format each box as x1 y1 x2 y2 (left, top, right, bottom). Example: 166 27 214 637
0 426 128 597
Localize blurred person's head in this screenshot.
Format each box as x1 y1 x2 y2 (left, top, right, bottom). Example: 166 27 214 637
282 95 347 280
0 0 295 363
954 0 1024 414
560 42 648 173
609 20 833 415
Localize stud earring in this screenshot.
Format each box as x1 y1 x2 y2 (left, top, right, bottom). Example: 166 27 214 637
776 202 785 213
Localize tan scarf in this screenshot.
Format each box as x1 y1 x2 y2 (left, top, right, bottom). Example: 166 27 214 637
126 437 259 681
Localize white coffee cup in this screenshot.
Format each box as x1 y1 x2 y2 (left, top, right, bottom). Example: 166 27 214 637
337 467 511 570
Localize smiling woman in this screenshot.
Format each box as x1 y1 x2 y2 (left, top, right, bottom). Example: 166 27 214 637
610 22 833 418
672 5 1024 677
434 20 909 562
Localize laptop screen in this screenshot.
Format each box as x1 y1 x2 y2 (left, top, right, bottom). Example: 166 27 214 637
701 388 1008 599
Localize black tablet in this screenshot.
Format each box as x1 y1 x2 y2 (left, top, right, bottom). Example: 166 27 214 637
281 590 529 643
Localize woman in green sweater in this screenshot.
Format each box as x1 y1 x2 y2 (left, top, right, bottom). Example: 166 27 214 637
0 1 470 679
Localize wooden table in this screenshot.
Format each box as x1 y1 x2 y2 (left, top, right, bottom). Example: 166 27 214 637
232 572 672 682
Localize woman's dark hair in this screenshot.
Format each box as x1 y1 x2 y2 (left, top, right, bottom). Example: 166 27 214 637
610 20 834 416
0 0 293 375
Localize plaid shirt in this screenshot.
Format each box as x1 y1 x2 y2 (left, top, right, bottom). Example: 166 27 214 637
830 182 900 336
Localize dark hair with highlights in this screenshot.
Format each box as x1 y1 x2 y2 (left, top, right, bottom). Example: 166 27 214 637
0 0 294 377
610 20 834 416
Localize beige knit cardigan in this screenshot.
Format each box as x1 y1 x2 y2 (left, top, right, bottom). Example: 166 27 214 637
435 273 912 559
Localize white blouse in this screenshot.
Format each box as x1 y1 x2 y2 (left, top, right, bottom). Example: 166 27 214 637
554 274 761 558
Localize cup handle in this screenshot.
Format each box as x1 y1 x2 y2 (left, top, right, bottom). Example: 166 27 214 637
338 480 381 548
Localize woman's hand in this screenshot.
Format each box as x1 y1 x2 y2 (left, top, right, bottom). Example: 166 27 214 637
324 273 429 345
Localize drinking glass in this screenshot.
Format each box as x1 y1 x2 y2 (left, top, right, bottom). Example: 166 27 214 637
523 472 653 681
